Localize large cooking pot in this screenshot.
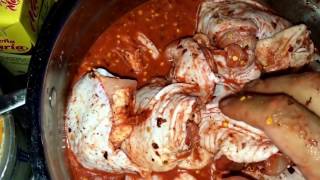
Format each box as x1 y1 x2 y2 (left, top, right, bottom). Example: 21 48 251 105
27 0 148 179
26 0 320 179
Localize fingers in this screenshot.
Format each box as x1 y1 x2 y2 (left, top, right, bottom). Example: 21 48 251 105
220 94 320 180
220 94 285 129
245 72 320 117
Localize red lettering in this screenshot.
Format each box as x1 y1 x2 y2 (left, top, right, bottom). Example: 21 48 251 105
15 45 28 51
4 45 12 49
0 44 29 52
0 0 20 11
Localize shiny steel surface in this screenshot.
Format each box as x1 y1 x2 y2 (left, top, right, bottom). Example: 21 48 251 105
32 0 147 179
267 0 320 48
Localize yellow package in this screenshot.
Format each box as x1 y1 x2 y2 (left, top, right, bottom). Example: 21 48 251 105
0 0 56 75
0 0 55 54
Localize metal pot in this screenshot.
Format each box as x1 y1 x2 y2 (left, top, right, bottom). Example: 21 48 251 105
26 0 147 179
25 0 320 179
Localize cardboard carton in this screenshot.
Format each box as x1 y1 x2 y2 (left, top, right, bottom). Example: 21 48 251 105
0 0 56 75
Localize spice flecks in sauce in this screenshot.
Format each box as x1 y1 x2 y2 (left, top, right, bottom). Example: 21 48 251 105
68 0 203 179
77 0 202 88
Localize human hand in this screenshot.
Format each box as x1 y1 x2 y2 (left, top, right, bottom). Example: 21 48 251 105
220 72 320 180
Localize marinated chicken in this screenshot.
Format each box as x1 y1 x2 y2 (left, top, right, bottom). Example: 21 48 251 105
122 82 201 172
113 32 159 74
66 69 140 173
66 0 319 179
197 0 291 43
255 25 315 72
199 102 278 163
165 37 218 100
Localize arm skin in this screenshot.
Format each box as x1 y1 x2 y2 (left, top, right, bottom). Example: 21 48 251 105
220 94 320 180
245 72 320 117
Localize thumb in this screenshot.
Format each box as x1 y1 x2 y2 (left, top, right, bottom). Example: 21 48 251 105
219 94 280 129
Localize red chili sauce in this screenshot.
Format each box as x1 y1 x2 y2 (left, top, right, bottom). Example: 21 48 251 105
66 0 217 179
76 0 202 87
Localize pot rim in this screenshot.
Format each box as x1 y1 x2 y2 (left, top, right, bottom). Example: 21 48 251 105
26 0 78 179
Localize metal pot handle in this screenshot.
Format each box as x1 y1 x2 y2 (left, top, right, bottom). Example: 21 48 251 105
0 89 26 115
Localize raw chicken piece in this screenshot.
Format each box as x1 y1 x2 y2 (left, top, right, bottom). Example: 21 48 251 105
134 79 168 114
199 101 278 163
173 173 197 180
125 172 197 180
113 32 159 74
197 78 278 164
197 1 316 76
164 37 271 165
94 69 137 147
178 124 213 170
197 0 291 43
211 0 271 11
165 38 218 100
137 32 160 59
243 166 305 180
122 83 202 172
241 11 290 39
210 45 261 88
66 69 140 173
166 36 260 93
198 17 259 49
255 25 316 72
223 177 250 180
177 146 212 170
133 79 212 171
196 0 295 89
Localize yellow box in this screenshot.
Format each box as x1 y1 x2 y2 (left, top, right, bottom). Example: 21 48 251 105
0 0 55 54
0 0 56 75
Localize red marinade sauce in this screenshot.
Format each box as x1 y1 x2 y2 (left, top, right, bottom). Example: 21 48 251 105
66 0 216 179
